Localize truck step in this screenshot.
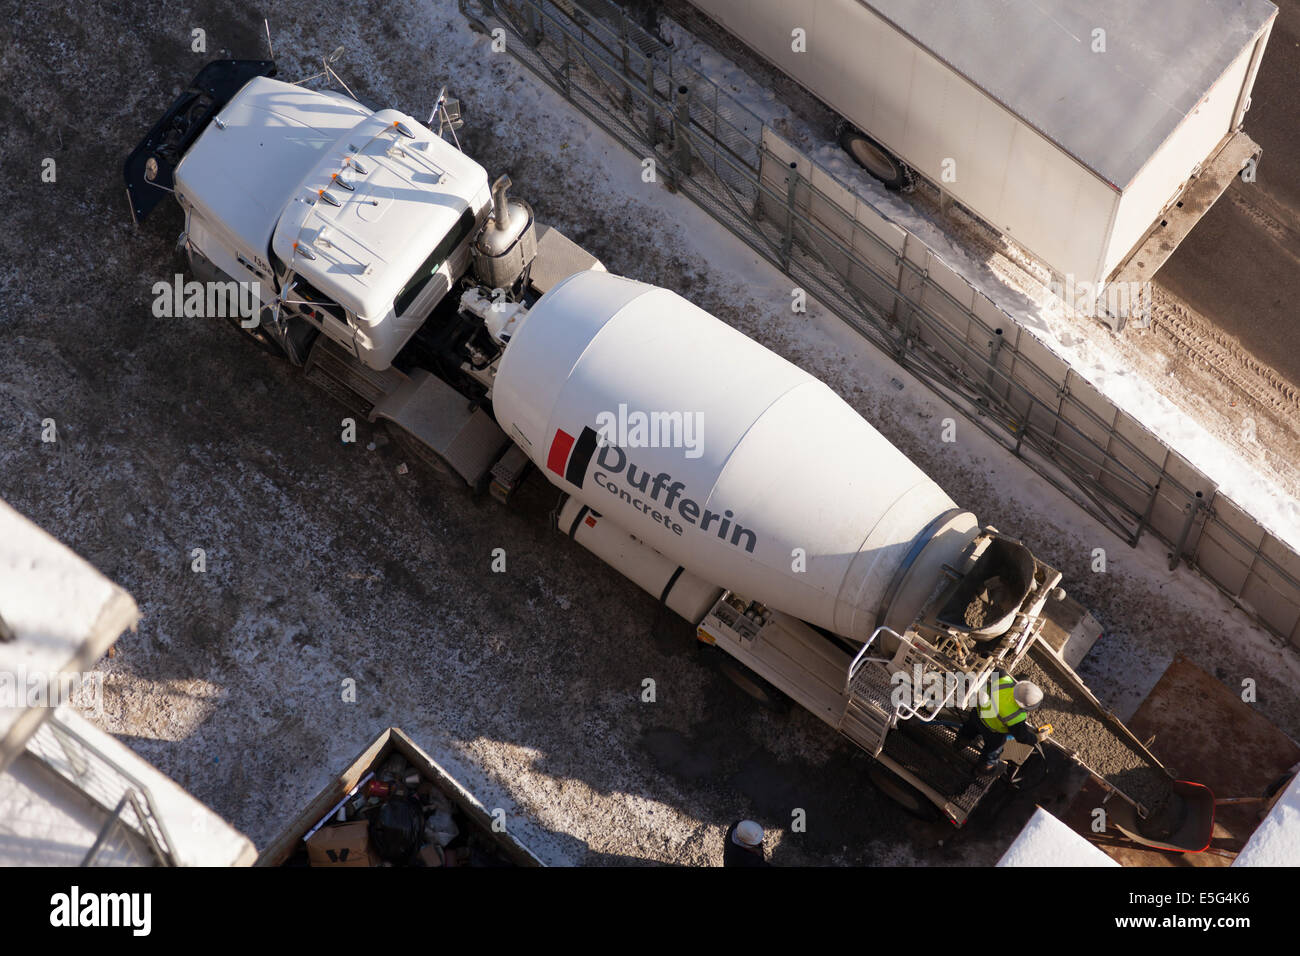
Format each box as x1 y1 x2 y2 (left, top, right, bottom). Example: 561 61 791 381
839 661 895 756
489 444 532 503
842 701 890 757
303 336 409 418
881 720 991 818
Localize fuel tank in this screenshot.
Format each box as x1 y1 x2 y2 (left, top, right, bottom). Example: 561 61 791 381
492 271 979 639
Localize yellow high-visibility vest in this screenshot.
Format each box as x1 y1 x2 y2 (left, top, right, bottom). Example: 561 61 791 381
979 675 1027 734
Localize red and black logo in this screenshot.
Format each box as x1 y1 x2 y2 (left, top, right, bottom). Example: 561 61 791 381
547 426 599 488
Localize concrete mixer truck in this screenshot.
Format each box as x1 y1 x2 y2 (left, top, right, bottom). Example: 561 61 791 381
124 60 1215 847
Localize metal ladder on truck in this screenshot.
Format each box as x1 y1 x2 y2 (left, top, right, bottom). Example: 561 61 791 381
837 626 960 757
839 627 1009 824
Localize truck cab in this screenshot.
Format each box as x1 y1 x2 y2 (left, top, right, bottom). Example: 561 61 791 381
165 72 492 369
128 60 603 492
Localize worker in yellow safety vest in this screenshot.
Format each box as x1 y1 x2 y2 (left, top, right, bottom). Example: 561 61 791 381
957 674 1044 773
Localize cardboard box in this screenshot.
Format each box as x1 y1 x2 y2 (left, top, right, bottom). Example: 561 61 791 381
306 821 376 867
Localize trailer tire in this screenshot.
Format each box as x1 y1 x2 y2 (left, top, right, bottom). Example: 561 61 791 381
867 763 942 821
838 125 914 192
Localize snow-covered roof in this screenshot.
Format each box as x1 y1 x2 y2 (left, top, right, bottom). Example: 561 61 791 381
1233 769 1300 866
867 0 1277 188
0 500 138 771
175 77 372 265
997 807 1120 867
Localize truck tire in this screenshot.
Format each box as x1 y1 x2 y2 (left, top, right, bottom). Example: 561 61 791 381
867 763 942 821
225 312 287 360
713 652 790 713
838 125 914 192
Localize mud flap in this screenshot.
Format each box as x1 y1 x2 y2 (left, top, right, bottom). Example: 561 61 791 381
124 59 276 224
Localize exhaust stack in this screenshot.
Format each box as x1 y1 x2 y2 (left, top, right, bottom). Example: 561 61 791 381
492 175 514 233
473 172 537 291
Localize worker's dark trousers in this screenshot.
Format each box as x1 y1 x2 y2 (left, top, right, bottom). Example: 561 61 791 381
958 710 1010 763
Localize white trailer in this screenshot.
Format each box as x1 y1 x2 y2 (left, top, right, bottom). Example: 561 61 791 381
681 0 1276 294
125 60 1211 841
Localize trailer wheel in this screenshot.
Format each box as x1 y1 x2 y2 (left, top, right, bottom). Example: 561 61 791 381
867 763 942 821
838 125 914 192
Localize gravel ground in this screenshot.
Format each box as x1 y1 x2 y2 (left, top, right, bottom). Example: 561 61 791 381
2 0 1298 866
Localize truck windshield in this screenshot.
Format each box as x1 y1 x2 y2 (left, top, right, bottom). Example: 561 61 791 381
394 205 477 316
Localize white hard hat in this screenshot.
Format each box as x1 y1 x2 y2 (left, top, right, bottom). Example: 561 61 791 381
1013 681 1043 709
732 820 764 847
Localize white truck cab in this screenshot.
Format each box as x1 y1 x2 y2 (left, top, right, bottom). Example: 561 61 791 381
127 59 601 492
172 75 492 370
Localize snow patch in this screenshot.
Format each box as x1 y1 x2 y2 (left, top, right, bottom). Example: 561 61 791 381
997 807 1119 867
1233 768 1300 866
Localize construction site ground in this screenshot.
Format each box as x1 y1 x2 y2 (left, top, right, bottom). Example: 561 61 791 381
2 0 1299 865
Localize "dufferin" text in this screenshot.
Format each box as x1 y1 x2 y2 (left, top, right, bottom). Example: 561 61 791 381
593 444 756 553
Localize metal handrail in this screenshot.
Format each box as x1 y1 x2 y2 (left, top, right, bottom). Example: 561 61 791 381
845 625 898 688
844 625 956 725
891 637 961 724
29 714 178 866
82 791 170 866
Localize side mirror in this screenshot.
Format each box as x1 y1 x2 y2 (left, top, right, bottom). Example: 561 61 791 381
442 97 464 129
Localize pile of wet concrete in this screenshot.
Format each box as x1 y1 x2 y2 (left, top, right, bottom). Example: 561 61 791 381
964 576 1013 629
1014 654 1176 833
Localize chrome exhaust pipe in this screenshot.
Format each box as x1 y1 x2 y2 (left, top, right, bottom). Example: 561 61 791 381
491 174 513 233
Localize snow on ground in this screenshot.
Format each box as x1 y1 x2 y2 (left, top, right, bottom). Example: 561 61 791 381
4 0 1299 867
997 807 1119 867
1233 766 1300 865
659 14 1300 553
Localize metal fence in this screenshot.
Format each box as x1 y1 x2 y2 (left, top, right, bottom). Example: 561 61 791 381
460 0 1300 648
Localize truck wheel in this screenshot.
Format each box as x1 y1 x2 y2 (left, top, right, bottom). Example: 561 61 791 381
384 423 464 488
867 763 942 821
713 652 790 713
225 313 286 359
838 125 913 192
